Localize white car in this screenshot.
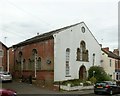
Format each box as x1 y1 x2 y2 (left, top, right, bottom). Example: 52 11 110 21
0 71 12 82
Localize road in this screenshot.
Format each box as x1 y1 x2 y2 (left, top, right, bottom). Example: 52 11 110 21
1 80 120 96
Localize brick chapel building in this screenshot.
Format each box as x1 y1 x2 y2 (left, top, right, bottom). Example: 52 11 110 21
8 22 102 84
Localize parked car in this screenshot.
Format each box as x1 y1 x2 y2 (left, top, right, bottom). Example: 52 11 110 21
0 71 12 82
0 89 17 96
94 81 120 95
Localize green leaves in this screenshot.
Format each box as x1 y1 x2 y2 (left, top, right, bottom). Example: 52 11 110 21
88 66 112 82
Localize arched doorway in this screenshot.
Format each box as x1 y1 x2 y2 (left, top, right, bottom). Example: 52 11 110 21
79 65 87 80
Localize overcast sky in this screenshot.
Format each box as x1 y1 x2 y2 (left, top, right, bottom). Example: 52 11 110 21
0 0 119 51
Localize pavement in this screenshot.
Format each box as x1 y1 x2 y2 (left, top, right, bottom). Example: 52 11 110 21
1 80 94 95
1 80 120 96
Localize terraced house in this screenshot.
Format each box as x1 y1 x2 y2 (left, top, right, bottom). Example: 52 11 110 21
0 42 8 71
8 22 102 84
101 47 120 81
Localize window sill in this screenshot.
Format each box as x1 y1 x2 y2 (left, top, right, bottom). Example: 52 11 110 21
76 60 89 62
65 75 71 77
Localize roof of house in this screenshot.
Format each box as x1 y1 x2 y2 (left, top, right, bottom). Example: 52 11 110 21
0 41 8 49
13 21 100 48
13 22 83 47
102 48 120 60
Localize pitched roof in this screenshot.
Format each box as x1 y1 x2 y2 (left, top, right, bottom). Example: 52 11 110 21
102 48 120 60
0 41 8 49
13 22 83 47
13 21 100 48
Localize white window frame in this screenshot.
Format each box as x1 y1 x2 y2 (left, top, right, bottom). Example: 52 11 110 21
65 48 71 77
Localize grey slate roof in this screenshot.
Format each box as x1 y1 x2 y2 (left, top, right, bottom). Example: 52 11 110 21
0 41 8 49
102 48 120 60
13 22 83 47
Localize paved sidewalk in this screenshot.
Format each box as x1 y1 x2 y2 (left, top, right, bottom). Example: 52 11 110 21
2 81 60 94
2 80 94 95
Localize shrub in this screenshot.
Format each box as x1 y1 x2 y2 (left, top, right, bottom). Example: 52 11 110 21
88 66 112 82
61 79 82 87
90 76 97 84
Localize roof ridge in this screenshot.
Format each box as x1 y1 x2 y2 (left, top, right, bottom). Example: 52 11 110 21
13 22 84 47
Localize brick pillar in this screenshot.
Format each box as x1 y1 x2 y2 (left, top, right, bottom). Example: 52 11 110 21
0 43 3 71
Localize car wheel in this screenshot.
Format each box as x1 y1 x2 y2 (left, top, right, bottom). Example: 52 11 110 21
10 80 12 82
94 91 98 94
110 90 113 95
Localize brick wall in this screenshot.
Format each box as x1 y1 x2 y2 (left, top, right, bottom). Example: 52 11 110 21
9 38 54 82
2 45 7 71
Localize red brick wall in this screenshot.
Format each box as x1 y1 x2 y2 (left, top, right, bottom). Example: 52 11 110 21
102 47 109 52
113 49 119 56
2 45 7 71
9 48 15 74
9 38 54 81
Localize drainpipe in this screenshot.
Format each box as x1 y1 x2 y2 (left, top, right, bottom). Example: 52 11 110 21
93 53 95 66
7 50 9 72
118 58 120 81
0 44 2 70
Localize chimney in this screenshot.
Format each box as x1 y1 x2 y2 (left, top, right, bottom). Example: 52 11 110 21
103 47 109 52
113 49 119 56
99 44 102 47
37 33 39 36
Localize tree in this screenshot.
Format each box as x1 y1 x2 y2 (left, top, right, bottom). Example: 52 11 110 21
88 66 111 82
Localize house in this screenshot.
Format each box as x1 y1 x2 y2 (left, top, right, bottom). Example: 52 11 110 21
101 47 120 81
9 22 102 84
0 41 8 71
113 49 120 81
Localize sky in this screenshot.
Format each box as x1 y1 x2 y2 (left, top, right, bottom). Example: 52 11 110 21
0 0 119 51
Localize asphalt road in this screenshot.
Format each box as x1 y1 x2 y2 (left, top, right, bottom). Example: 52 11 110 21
1 80 120 96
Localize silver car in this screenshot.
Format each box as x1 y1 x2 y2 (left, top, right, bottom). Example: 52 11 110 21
0 71 12 82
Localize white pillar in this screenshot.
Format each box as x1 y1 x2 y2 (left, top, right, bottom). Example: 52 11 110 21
34 54 37 78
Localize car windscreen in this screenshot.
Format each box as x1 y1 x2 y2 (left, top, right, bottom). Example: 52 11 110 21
3 72 11 75
96 81 114 86
96 82 106 86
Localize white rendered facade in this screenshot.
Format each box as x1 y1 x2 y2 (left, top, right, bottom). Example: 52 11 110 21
101 51 116 80
53 22 102 81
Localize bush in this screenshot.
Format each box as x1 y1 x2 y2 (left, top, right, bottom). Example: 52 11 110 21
61 79 82 87
90 76 97 84
116 81 120 86
60 79 93 87
88 66 112 82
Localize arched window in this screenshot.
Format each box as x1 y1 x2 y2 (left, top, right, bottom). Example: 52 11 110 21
23 59 26 70
18 51 23 69
29 49 38 70
16 51 23 76
76 48 80 61
80 41 86 52
66 48 70 77
80 41 88 61
32 49 37 55
37 57 41 70
76 41 89 62
28 58 32 70
66 48 70 61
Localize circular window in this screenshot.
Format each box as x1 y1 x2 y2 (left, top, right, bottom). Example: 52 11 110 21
81 27 85 33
